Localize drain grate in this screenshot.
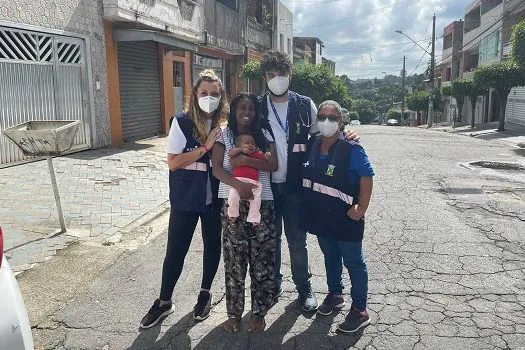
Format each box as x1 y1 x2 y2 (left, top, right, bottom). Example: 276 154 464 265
469 161 525 171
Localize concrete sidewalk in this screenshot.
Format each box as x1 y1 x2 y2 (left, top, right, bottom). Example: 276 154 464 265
0 137 171 272
419 121 525 148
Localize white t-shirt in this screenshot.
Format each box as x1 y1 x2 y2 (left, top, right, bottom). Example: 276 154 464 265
167 117 213 205
266 95 318 183
217 128 275 200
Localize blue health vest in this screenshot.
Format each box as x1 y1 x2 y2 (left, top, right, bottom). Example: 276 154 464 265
300 136 365 242
168 112 219 213
259 91 312 193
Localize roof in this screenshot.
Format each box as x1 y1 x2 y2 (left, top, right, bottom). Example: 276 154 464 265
293 37 324 45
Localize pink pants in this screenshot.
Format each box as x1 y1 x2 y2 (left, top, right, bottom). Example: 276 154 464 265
227 177 262 224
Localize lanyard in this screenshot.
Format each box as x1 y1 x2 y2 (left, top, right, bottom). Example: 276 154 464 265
269 96 289 137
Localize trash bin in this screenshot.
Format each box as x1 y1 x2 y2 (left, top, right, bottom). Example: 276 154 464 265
2 120 80 156
2 120 81 233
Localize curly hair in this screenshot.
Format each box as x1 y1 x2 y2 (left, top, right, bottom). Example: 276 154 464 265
260 50 292 75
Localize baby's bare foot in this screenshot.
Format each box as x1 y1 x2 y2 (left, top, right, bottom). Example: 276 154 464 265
222 318 241 333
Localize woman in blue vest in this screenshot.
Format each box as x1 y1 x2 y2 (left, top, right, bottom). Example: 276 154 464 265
300 100 374 334
212 93 278 333
140 69 228 329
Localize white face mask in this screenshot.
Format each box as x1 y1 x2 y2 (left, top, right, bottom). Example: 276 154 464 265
317 119 340 137
267 76 290 96
198 96 220 113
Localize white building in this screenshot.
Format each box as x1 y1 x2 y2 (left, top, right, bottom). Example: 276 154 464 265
273 0 293 61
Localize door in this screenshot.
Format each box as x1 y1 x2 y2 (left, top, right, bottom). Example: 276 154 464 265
118 41 161 142
0 26 91 166
173 61 185 114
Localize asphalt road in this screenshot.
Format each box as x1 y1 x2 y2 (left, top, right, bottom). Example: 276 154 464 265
19 125 525 350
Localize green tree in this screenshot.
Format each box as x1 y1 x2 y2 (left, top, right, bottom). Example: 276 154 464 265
451 79 470 122
441 85 452 97
241 60 262 80
290 64 350 105
474 61 525 131
352 99 377 124
386 108 401 122
462 79 488 129
348 110 360 121
511 20 525 68
407 90 429 114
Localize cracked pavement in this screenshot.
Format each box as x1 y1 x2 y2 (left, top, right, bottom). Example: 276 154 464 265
18 126 525 350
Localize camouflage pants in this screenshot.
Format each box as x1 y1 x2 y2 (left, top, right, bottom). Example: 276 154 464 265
222 200 277 319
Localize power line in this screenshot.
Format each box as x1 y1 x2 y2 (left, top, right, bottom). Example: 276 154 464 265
295 0 420 29
411 42 432 75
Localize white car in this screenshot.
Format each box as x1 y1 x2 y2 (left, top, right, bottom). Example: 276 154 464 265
349 120 361 125
0 227 34 350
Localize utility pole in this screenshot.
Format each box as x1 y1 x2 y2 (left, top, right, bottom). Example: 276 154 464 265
427 13 436 128
401 56 406 125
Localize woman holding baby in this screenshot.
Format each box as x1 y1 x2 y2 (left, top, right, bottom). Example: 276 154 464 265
212 92 278 333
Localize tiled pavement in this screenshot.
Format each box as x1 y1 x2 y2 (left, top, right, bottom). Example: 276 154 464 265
0 141 170 271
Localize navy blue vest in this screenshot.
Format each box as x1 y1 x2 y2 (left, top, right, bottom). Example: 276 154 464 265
299 136 365 242
168 112 219 213
259 91 312 193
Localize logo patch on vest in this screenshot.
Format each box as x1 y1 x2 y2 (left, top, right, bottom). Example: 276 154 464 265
325 164 336 177
296 122 301 134
303 161 310 168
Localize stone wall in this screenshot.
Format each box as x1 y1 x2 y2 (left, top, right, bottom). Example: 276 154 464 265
0 0 110 147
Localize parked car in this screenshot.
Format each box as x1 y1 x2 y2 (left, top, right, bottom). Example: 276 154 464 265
349 120 361 126
386 119 400 126
0 227 34 350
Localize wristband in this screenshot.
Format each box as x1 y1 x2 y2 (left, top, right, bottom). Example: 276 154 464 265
202 144 209 153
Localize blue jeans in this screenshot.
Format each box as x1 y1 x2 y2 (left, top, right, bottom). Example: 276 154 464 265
317 236 368 311
272 183 312 294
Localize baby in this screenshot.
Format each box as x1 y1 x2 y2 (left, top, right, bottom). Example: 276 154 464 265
228 134 271 224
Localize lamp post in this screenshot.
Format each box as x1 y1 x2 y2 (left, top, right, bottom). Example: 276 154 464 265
396 13 436 128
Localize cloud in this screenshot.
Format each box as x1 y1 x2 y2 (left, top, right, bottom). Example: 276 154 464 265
282 0 466 79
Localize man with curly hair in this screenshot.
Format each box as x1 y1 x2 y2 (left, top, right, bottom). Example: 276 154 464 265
232 50 358 312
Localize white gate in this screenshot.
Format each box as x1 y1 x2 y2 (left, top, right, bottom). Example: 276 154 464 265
0 26 91 166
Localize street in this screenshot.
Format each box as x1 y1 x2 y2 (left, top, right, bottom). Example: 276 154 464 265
13 125 525 350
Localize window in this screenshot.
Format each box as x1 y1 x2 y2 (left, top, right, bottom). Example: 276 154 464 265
479 30 500 61
217 0 237 12
287 38 291 54
319 44 322 56
280 34 284 52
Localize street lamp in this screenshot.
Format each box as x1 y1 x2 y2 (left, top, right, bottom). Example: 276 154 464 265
395 14 436 128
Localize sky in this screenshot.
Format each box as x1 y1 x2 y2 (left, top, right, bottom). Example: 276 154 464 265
281 0 468 80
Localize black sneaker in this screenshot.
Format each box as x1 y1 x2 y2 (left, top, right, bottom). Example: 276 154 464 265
317 294 345 316
139 299 174 329
193 291 212 321
337 307 370 333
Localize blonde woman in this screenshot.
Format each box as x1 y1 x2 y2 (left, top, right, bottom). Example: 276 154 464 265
140 69 228 329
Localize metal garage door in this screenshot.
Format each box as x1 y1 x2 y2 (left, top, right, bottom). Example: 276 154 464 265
118 41 161 142
507 87 525 127
0 26 91 166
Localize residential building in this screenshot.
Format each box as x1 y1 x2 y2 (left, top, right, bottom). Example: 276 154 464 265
441 20 464 123
0 0 109 166
246 0 274 93
199 0 247 97
322 57 336 74
273 1 293 61
293 42 313 66
458 0 525 127
104 0 203 144
294 37 324 65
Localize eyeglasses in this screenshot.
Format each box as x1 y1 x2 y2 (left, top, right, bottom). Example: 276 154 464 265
317 114 340 122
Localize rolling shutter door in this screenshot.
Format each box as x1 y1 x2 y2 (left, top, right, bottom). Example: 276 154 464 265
507 87 525 127
118 41 161 142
